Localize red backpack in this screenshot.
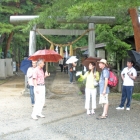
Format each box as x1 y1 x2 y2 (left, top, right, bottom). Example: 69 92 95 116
108 71 118 87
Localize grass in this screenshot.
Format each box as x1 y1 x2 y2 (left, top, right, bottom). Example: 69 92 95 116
0 79 7 85
132 93 140 101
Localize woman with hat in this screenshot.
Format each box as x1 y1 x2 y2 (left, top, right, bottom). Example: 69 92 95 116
97 59 110 119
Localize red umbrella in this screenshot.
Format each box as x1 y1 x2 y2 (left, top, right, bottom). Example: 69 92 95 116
28 49 62 62
82 57 102 71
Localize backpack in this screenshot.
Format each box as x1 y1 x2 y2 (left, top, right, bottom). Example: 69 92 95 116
108 71 118 87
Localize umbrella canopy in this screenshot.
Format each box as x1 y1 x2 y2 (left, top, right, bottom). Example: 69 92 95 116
28 49 62 62
128 50 140 67
82 56 102 71
66 56 78 64
20 58 32 75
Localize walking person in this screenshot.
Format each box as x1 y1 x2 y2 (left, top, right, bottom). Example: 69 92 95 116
63 57 68 74
80 62 99 115
97 59 110 119
68 62 77 84
31 59 50 120
116 58 137 111
59 58 64 72
27 61 37 107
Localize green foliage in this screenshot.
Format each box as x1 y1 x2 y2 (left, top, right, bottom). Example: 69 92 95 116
1 0 140 63
0 0 48 60
132 93 140 101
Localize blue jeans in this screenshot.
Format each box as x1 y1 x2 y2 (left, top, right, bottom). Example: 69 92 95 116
29 86 35 105
69 71 73 83
119 86 134 108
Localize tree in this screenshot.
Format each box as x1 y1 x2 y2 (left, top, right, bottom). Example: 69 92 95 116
0 0 47 60
25 0 140 70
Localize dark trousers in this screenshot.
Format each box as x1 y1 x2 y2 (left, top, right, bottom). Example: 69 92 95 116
64 65 68 74
119 86 134 108
69 71 73 83
59 64 63 72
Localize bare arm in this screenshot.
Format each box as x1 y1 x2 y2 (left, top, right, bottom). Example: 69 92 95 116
45 71 50 78
121 74 124 81
73 62 77 67
103 78 108 95
127 73 136 80
33 78 37 87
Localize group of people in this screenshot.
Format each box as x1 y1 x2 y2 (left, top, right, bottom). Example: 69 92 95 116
27 57 137 120
78 58 137 119
27 59 50 120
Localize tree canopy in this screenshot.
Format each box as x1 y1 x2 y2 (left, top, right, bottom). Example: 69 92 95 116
0 0 140 65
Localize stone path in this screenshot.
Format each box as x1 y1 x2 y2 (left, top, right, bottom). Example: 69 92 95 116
0 71 140 140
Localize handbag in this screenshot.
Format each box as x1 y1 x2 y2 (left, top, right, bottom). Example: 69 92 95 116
99 94 108 104
93 79 98 87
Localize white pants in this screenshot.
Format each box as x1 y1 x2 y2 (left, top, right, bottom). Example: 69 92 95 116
85 88 97 110
32 85 45 116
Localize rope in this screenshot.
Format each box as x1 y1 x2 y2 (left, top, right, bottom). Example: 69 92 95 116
36 28 94 48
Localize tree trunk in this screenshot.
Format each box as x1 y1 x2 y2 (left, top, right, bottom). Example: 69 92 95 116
4 32 13 58
129 8 140 52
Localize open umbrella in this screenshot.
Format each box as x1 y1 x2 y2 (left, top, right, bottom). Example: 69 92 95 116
28 49 62 62
20 58 32 75
82 56 102 71
66 56 78 64
128 50 140 67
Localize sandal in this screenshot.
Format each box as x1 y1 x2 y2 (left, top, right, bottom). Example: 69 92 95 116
96 116 107 120
99 114 108 117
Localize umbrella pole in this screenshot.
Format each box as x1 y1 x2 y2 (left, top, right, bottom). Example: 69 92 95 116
46 62 48 71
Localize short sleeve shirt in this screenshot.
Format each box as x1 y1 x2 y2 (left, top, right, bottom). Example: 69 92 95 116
27 67 35 86
121 67 137 86
33 66 45 84
99 68 110 94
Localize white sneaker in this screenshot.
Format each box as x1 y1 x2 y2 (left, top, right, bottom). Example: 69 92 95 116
87 110 91 115
91 110 95 115
116 107 124 110
31 115 38 120
37 114 45 118
126 108 130 111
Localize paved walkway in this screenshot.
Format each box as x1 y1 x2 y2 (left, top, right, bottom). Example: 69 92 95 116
0 71 140 140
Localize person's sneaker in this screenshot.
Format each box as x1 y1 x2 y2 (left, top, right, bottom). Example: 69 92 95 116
116 107 124 110
126 108 130 111
37 114 45 118
31 115 38 120
87 110 91 115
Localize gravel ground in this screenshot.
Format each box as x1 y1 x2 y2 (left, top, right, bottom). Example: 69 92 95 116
0 71 140 140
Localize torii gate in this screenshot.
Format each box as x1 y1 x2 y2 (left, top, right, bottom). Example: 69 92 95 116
10 16 115 57
10 15 115 94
